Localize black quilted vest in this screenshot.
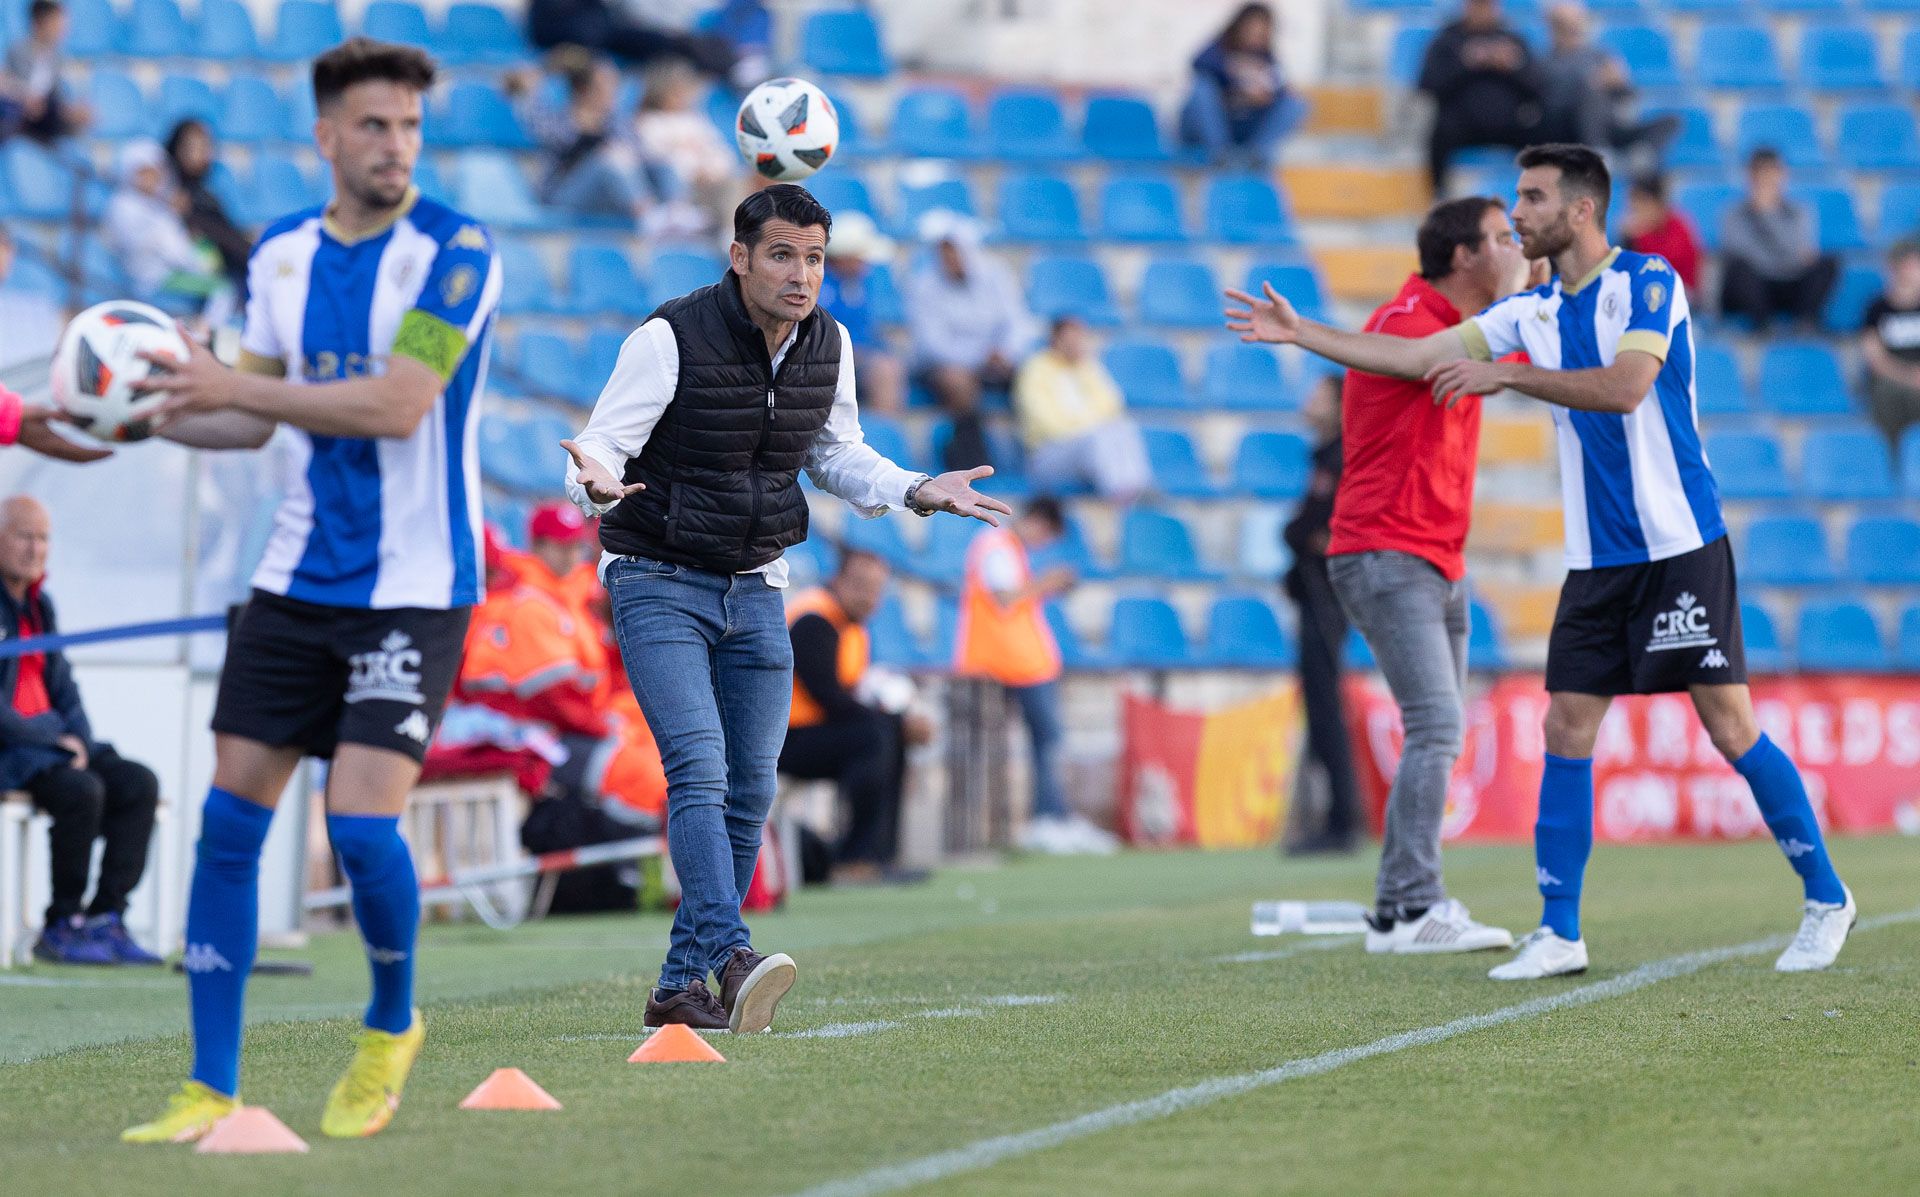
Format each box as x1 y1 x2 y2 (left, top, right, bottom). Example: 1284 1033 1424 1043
598 272 841 573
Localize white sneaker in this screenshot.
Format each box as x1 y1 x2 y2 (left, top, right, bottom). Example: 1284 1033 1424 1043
1488 926 1589 980
1774 887 1856 973
1018 817 1078 855
1062 815 1120 856
1363 899 1514 955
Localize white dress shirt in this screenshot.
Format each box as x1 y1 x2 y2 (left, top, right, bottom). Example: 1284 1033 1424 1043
565 317 921 587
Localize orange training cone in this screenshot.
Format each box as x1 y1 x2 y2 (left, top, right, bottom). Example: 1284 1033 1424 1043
628 1023 727 1063
194 1106 310 1154
460 1068 563 1111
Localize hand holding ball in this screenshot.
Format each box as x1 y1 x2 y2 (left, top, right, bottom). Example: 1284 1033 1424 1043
50 301 189 442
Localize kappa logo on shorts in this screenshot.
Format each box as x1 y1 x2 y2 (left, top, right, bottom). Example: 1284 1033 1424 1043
1702 649 1729 669
1647 591 1718 653
346 630 426 705
394 710 431 744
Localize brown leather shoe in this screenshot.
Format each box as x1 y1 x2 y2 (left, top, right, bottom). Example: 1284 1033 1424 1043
643 979 729 1030
715 947 796 1034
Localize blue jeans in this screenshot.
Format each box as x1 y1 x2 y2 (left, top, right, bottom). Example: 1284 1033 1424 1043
1010 681 1067 820
606 555 793 989
1178 75 1308 168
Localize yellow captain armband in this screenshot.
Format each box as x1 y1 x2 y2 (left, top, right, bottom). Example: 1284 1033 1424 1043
389 309 470 381
1457 320 1494 362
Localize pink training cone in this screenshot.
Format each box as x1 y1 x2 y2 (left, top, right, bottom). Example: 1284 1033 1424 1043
194 1106 310 1154
628 1023 727 1063
459 1068 563 1110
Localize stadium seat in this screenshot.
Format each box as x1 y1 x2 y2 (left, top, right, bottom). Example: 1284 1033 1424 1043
453 152 542 228
857 414 917 475
1756 343 1854 417
800 8 890 77
481 413 571 494
1706 431 1791 499
1140 427 1217 499
361 0 430 46
997 172 1085 241
866 262 904 326
158 74 221 130
840 513 912 571
1243 260 1328 322
895 177 976 237
914 516 978 587
1798 25 1884 91
1233 504 1289 579
118 0 191 57
1896 605 1920 671
582 326 624 383
440 3 529 66
890 87 981 160
865 598 924 668
1742 514 1836 586
1231 430 1310 499
1597 25 1681 89
1107 596 1192 669
650 249 726 297
1117 509 1215 580
87 71 151 140
242 152 324 224
1 142 83 221
514 332 590 406
568 243 649 317
1741 600 1785 673
220 74 293 144
440 81 535 150
1103 339 1188 409
1202 342 1290 410
1693 343 1751 414
1045 605 1102 670
1203 175 1296 245
62 0 116 55
265 0 345 62
1880 183 1920 247
1139 257 1221 328
1201 595 1293 667
1801 427 1896 500
1648 106 1723 170
411 153 448 203
1835 104 1920 171
1026 256 1121 326
1802 187 1866 254
987 90 1078 161
1734 105 1823 169
1081 94 1170 162
1903 426 1920 497
493 239 553 315
197 0 259 58
1796 600 1885 672
1694 24 1786 91
1388 24 1434 87
1467 595 1506 671
1663 0 1743 12
1904 31 1920 91
1099 174 1186 243
804 172 878 222
1824 264 1882 334
1845 516 1920 584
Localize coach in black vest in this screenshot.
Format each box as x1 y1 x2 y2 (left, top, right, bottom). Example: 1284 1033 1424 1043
564 186 1007 1033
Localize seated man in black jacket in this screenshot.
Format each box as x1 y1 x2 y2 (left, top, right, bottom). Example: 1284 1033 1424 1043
0 496 161 965
779 549 930 884
1417 0 1546 195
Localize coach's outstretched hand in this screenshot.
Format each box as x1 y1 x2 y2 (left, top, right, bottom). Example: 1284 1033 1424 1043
1223 282 1301 345
913 466 1014 526
562 439 644 505
18 403 112 462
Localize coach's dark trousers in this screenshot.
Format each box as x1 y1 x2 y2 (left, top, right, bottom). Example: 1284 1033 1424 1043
26 745 160 923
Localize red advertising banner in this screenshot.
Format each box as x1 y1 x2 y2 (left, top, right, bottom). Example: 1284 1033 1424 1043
1348 674 1920 842
1118 688 1298 848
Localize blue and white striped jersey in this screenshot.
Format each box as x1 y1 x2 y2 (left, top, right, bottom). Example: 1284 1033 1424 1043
1461 247 1723 571
238 192 501 610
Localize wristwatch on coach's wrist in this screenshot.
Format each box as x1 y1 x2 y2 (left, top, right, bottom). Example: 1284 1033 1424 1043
903 474 935 516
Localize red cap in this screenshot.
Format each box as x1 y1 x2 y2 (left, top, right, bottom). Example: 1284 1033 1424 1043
529 501 589 544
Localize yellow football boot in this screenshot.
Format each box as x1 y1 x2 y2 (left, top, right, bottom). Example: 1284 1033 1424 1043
121 1080 239 1144
320 1011 425 1139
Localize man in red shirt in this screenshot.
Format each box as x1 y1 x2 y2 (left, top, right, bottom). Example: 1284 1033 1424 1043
1622 176 1701 293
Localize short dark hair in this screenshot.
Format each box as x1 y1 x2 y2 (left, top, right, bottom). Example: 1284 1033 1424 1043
1023 497 1066 534
1417 196 1504 281
28 0 61 24
1516 143 1612 223
1888 238 1920 266
312 38 437 110
1629 174 1667 203
834 546 889 577
734 184 832 250
1048 314 1086 340
1747 146 1783 172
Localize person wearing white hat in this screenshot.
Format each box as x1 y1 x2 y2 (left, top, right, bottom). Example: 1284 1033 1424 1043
821 211 904 414
100 138 224 312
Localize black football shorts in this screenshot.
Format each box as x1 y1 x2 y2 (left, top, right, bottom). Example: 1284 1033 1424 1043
1544 535 1748 696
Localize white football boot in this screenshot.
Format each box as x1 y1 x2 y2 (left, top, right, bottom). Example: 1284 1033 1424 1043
1364 898 1514 955
1774 887 1856 973
1488 926 1589 980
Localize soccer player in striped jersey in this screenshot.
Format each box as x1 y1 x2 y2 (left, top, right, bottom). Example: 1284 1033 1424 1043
122 38 500 1143
1227 144 1853 981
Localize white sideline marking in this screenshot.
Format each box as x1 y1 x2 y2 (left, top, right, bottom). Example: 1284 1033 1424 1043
0 975 175 989
786 907 1920 1197
1211 936 1361 964
778 995 1065 1040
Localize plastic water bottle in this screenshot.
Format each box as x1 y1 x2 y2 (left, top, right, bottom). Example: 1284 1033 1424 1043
1251 900 1370 936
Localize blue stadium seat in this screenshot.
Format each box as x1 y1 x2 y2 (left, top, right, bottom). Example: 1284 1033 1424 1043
1904 31 1920 91
411 153 448 202
1664 0 1742 12
220 74 293 144
1734 104 1824 169
1201 595 1292 667
1389 24 1434 87
265 0 345 62
118 0 191 56
493 239 553 315
1897 604 1920 671
1243 261 1328 322
866 261 904 326
1835 104 1920 171
650 249 726 297
1824 264 1883 334
1797 600 1885 672
1204 175 1295 245
1756 343 1854 417
1880 183 1920 247
1904 426 1920 497
1801 427 1896 500
158 74 221 130
1026 255 1121 326
820 89 882 158
62 0 116 55
1598 26 1681 89
1103 339 1188 409
1082 94 1169 162
840 513 912 571
800 8 890 77
1743 514 1837 586
858 414 917 474
1693 343 1751 414
895 177 976 237
1139 257 1221 328
781 537 835 591
483 412 571 494
997 172 1085 241
1045 605 1102 670
568 243 649 318
440 3 529 66
1706 431 1790 499
1140 427 1217 498
1695 24 1786 91
514 331 591 407
87 71 151 140
197 0 258 58
1798 25 1883 91
1468 595 1506 671
1232 430 1310 499
4 143 89 221
361 0 430 46
1803 187 1865 253
807 172 878 222
440 81 534 150
245 152 323 223
1099 174 1186 243
1202 343 1290 410
906 517 974 587
987 90 1078 161
1649 105 1723 170
1107 596 1192 669
582 327 624 385
1845 516 1920 584
890 87 980 160
865 598 924 668
1741 600 1785 673
453 152 542 228
1118 509 1215 580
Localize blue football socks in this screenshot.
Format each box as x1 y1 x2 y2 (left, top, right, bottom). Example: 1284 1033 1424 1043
327 813 420 1034
1534 753 1595 942
1734 734 1846 905
185 787 275 1098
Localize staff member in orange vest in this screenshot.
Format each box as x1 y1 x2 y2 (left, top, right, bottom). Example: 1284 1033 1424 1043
779 548 929 883
954 498 1116 855
515 501 600 615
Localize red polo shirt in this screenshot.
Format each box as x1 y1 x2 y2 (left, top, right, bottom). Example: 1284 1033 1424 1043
1326 274 1481 582
10 581 51 719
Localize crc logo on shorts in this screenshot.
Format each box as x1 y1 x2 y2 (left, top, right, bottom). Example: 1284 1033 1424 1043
1647 591 1718 653
346 630 426 705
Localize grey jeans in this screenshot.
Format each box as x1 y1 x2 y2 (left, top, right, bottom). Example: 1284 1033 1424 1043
1327 550 1468 915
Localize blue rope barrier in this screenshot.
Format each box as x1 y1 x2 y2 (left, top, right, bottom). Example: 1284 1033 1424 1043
0 614 228 660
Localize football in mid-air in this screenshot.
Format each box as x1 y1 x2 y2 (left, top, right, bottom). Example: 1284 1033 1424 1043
50 300 187 442
736 77 839 182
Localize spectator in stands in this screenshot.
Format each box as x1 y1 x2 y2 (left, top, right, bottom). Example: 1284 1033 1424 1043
1719 148 1837 332
1622 175 1700 293
1859 239 1920 452
515 500 599 611
1418 0 1545 195
1178 2 1307 169
526 0 745 84
907 213 1034 471
0 0 91 144
0 223 62 374
1283 376 1357 856
165 119 253 299
0 496 162 965
780 549 931 884
634 59 747 237
508 49 687 236
102 139 226 317
1539 3 1676 176
1014 315 1149 502
822 212 905 414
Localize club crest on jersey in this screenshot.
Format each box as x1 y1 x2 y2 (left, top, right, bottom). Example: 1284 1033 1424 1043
1643 281 1667 312
1602 293 1621 318
347 630 426 704
440 263 479 309
1647 591 1718 653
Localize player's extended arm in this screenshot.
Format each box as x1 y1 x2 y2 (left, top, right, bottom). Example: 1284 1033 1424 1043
1224 282 1468 380
142 336 444 442
1428 350 1662 415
